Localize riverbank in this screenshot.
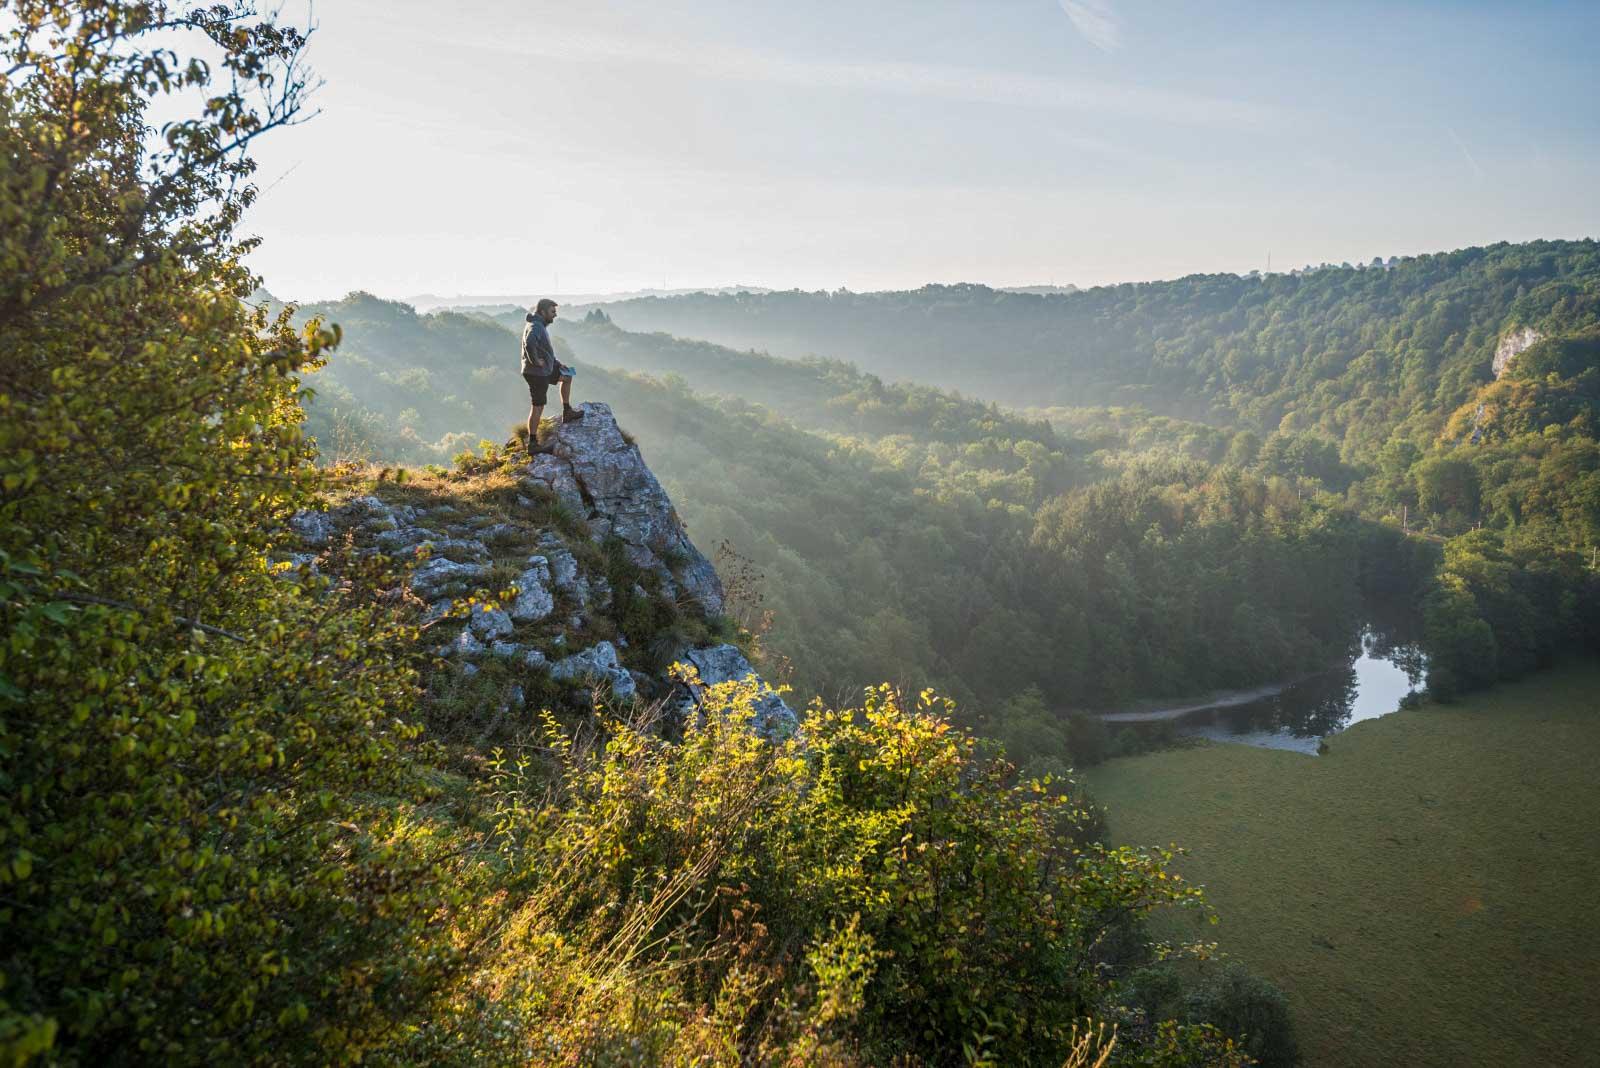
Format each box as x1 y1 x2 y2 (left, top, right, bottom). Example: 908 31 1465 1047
1083 661 1600 1067
1097 672 1322 723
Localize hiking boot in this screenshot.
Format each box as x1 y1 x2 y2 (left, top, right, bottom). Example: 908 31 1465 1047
562 405 585 423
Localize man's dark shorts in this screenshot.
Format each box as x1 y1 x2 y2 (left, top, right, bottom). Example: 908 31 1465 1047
523 363 571 406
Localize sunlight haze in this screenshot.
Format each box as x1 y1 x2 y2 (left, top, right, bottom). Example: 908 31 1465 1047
244 0 1600 301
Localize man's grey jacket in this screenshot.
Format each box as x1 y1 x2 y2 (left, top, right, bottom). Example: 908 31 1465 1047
521 313 557 377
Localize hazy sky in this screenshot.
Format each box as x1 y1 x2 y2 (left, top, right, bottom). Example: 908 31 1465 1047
243 0 1600 301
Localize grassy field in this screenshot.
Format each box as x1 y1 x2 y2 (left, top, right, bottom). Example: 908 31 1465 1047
1082 661 1600 1067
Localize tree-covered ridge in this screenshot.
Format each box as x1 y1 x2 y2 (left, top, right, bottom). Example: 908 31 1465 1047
582 242 1600 435
551 267 1600 704
309 272 1600 719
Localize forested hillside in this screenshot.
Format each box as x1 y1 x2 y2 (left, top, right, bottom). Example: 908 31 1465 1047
581 243 1600 434
564 252 1600 700
290 297 1426 754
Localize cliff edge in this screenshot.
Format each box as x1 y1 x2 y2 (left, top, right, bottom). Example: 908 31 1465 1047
291 404 794 735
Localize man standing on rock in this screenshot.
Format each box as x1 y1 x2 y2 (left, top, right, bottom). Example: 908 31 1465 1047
523 298 583 456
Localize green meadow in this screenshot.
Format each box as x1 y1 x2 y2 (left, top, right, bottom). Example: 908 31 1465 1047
1083 662 1600 1067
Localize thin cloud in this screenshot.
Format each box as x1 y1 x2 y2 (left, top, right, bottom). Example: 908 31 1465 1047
485 29 1276 130
1059 0 1121 52
1447 126 1486 179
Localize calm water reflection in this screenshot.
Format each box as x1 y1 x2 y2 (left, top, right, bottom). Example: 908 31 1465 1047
1176 627 1427 754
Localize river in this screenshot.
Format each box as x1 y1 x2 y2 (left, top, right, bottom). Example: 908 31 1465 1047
1102 622 1428 755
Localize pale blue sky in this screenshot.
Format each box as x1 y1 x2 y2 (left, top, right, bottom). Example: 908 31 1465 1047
244 0 1600 301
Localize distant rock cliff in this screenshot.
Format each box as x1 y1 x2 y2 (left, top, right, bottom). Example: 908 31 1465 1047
1493 325 1542 378
290 403 794 735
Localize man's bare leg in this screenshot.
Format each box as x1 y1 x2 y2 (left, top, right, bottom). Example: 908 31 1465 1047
559 375 584 421
526 404 545 454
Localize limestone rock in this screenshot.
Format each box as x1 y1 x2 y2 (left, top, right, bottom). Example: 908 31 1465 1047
344 495 398 532
519 454 586 514
541 403 725 617
421 599 455 625
410 557 491 600
289 510 334 547
1493 326 1542 378
418 537 490 564
510 557 556 622
375 526 434 554
682 644 796 736
468 604 514 640
551 641 637 701
537 533 583 590
442 629 485 659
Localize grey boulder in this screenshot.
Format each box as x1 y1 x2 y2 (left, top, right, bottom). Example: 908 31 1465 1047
289 510 334 547
681 644 796 737
441 629 486 659
551 641 637 702
510 557 556 623
410 557 491 600
468 604 514 640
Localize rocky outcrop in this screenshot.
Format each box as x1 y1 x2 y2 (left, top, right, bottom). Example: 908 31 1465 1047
410 557 491 601
521 403 724 616
1493 326 1542 378
286 403 788 734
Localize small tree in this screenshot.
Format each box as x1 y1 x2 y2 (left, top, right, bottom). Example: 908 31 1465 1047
1 4 462 1062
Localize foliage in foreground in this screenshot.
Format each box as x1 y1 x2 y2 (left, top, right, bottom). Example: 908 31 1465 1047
0 2 471 1060
405 679 1248 1067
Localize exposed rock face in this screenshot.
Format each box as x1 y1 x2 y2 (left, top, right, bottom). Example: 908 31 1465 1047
509 557 556 623
290 402 789 728
1493 326 1542 378
527 403 724 617
411 557 491 601
467 604 514 640
551 641 638 702
682 644 797 736
289 510 334 547
522 454 586 514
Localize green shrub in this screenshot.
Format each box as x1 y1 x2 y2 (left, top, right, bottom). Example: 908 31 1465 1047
1122 960 1298 1067
423 681 1223 1066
